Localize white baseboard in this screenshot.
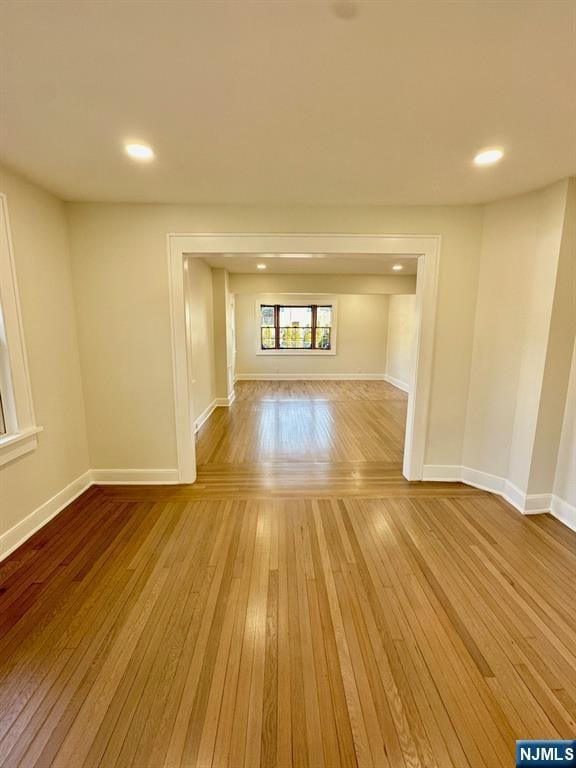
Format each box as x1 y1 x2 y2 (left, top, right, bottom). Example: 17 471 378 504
1 466 183 561
423 464 517 503
423 465 508 493
463 466 507 494
214 390 236 407
521 492 553 515
195 400 217 432
382 374 410 393
550 495 576 532
422 464 575 532
234 373 388 381
0 470 93 562
195 391 236 432
90 468 180 485
422 464 463 483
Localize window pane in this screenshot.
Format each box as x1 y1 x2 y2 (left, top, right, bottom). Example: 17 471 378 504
261 327 276 349
315 327 331 349
317 306 332 327
278 306 312 349
260 305 275 326
279 327 312 348
278 305 312 328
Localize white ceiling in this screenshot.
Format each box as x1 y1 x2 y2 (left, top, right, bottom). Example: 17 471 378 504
202 253 418 275
0 0 575 206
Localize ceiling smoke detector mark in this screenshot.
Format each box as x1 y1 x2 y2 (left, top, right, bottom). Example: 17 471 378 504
331 1 359 20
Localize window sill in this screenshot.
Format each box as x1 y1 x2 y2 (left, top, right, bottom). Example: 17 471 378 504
0 426 43 467
256 350 337 357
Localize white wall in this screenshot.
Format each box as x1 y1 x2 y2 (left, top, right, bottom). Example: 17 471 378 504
211 268 235 400
235 293 388 377
228 292 236 392
464 189 547 478
229 273 416 295
527 179 576 494
554 336 576 508
67 202 483 470
385 295 416 389
463 178 575 499
0 164 89 542
185 258 216 422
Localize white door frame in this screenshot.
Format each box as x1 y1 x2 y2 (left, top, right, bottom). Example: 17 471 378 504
167 233 441 484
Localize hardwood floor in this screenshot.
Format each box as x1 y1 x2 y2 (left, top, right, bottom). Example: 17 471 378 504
197 380 408 465
1 381 575 767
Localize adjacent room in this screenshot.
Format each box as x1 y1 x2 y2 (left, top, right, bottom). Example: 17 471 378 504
185 253 418 482
0 2 575 767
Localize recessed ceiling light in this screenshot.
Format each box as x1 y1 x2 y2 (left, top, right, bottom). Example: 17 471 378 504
473 148 503 166
125 142 155 161
256 264 267 270
392 264 403 271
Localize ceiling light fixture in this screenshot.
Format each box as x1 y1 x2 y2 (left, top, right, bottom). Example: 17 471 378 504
392 264 403 271
256 264 267 270
473 148 503 166
125 142 155 161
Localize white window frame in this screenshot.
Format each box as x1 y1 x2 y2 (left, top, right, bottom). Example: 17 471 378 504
0 193 42 466
255 296 338 356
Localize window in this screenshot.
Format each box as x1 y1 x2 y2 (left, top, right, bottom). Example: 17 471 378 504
260 304 333 351
0 194 41 465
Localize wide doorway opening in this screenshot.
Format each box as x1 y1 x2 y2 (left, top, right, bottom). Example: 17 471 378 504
169 234 439 485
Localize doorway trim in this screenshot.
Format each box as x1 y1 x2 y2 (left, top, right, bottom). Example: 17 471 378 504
167 233 441 483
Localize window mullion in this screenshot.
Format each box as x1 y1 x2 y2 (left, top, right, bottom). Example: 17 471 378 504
311 305 317 349
274 305 280 349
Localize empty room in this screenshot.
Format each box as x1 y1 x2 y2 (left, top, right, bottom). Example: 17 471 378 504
0 2 575 767
187 253 417 481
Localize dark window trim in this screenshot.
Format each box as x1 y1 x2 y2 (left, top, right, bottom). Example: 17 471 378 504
260 303 333 351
